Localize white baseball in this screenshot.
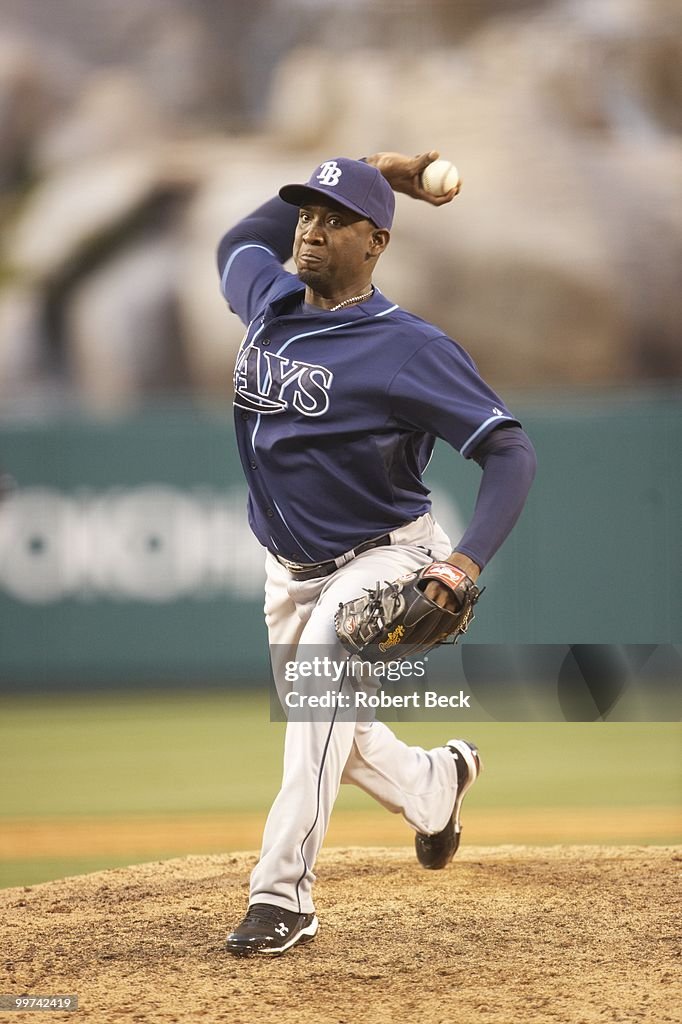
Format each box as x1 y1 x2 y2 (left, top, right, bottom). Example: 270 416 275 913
421 159 460 196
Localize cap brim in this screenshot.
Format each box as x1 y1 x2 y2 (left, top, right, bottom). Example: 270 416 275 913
279 183 374 224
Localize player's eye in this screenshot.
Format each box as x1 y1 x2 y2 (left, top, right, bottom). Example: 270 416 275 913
327 216 342 227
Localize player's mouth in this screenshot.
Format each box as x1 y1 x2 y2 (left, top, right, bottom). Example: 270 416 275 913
297 252 324 266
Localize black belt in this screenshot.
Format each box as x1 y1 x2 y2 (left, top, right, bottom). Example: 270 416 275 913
276 533 392 581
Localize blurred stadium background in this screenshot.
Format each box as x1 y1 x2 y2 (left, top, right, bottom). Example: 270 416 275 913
0 0 680 888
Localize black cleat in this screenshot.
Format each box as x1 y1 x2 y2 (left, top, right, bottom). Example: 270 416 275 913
225 903 319 957
415 739 482 870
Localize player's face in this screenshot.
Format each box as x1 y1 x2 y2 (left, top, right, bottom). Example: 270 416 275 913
293 202 385 298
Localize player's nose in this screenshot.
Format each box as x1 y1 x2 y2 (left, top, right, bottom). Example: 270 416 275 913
301 217 325 243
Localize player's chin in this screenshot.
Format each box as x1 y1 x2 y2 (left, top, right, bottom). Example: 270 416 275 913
298 267 328 289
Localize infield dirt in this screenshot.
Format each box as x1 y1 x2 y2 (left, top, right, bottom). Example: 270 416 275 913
1 846 679 1024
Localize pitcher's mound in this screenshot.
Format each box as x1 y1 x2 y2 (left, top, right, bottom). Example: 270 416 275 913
2 846 679 1024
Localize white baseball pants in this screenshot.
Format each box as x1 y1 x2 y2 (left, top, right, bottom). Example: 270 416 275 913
248 513 460 914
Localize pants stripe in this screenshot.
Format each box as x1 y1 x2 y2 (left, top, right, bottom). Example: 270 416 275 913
293 663 348 912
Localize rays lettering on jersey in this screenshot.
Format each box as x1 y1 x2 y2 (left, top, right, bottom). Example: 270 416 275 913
234 343 333 417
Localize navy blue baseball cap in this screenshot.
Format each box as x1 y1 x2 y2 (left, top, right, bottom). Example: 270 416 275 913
279 158 395 230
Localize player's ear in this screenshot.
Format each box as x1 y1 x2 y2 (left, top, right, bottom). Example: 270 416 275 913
368 229 390 256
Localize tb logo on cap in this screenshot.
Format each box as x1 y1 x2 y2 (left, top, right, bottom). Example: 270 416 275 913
316 161 342 186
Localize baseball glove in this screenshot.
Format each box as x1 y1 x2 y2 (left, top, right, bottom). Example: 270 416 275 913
334 562 481 663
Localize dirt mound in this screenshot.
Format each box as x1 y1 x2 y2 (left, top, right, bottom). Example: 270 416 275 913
1 846 679 1024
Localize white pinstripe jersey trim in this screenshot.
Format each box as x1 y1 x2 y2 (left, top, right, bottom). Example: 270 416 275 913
460 414 515 456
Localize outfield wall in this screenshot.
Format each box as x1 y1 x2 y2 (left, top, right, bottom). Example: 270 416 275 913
0 390 679 690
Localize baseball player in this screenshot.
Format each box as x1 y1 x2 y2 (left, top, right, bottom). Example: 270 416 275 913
217 151 536 956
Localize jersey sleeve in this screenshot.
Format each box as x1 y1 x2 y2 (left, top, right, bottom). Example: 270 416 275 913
387 334 520 455
216 197 300 326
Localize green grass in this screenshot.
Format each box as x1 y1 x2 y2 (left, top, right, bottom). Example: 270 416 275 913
1 690 679 816
1 856 171 889
0 690 679 887
0 690 285 817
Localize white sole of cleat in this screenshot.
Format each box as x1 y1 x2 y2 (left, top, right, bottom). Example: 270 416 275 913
446 739 482 838
258 915 319 955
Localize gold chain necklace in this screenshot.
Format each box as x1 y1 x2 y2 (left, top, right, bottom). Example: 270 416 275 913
328 287 374 312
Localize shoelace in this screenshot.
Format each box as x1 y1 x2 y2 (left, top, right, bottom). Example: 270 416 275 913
243 904 293 927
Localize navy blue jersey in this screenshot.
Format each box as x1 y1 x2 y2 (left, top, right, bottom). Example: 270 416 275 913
218 199 520 563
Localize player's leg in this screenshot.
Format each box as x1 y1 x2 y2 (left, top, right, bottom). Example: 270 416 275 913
331 517 482 865
227 553 335 954
248 575 357 915
240 553 358 924
319 520 462 835
340 719 458 833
